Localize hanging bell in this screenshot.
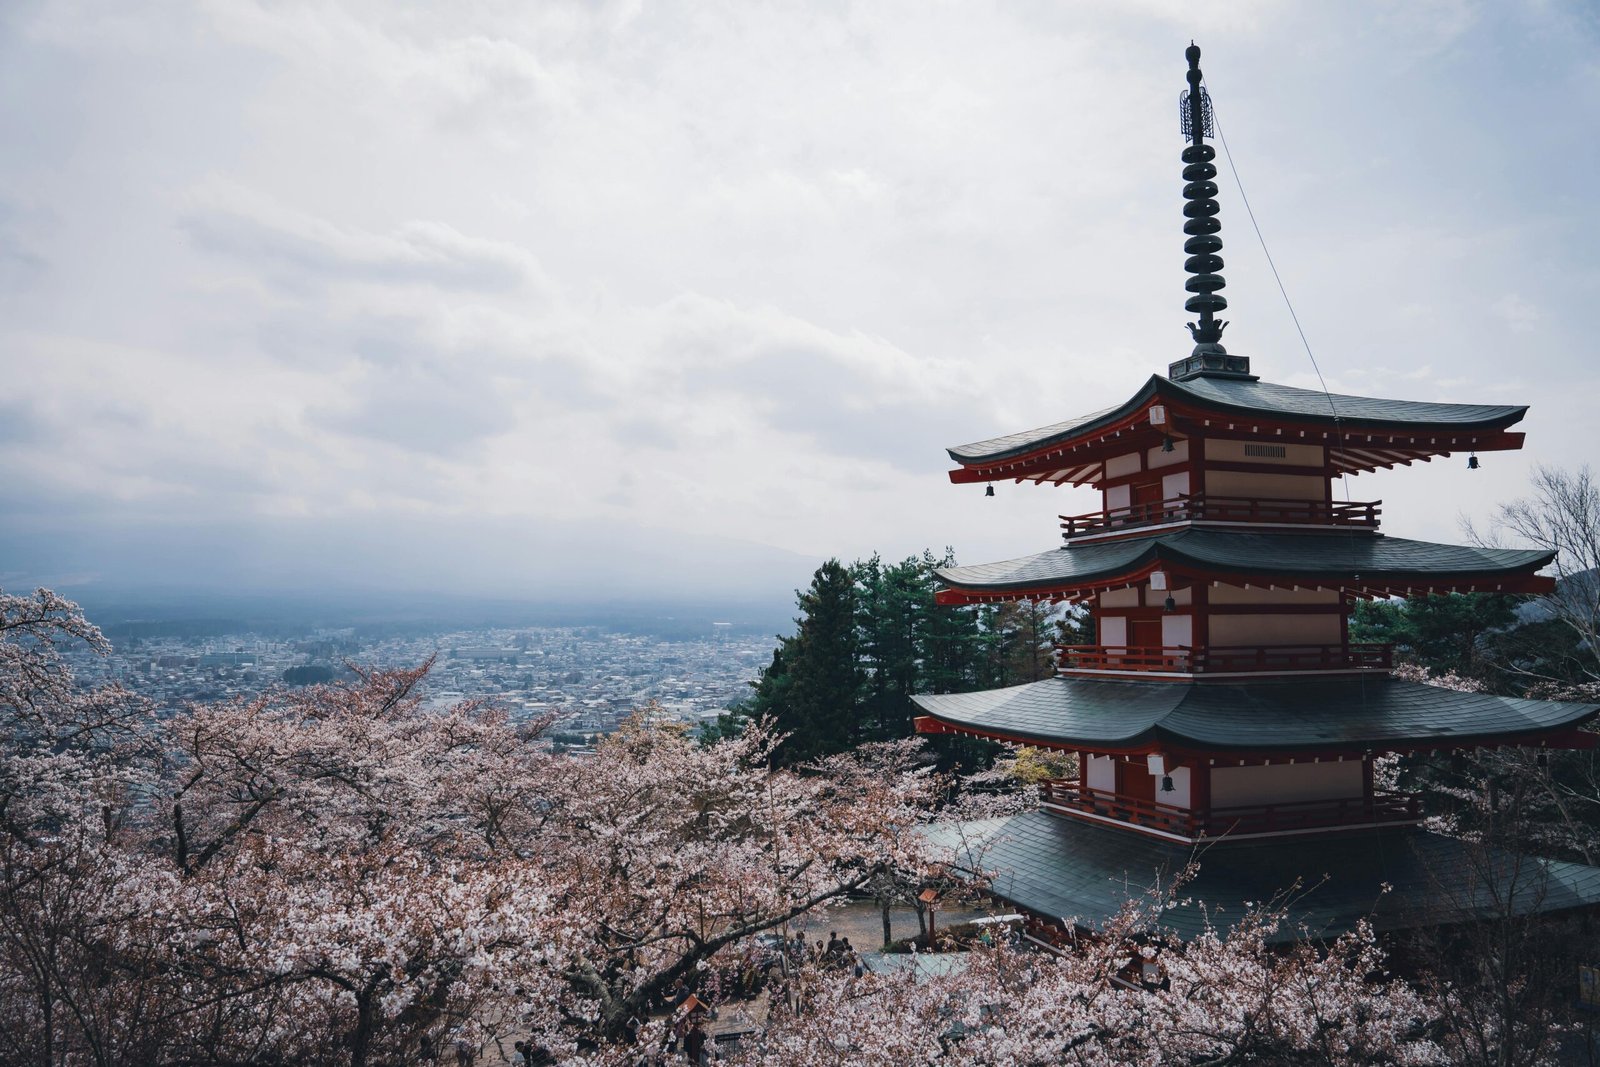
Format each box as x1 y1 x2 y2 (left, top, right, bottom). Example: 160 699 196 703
1161 435 1175 453
1467 453 1480 470
1163 595 1176 613
985 484 996 497
1161 775 1175 793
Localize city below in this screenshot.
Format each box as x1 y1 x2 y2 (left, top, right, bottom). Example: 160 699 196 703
68 619 779 748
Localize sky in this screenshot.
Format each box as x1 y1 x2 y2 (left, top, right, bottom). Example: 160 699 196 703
2 0 1598 610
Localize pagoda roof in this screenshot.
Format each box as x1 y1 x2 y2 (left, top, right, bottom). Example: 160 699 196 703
949 374 1528 466
911 674 1599 754
934 528 1553 603
929 810 1600 943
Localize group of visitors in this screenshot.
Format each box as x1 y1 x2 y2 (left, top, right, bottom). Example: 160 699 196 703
821 930 867 977
508 1039 552 1065
788 929 865 978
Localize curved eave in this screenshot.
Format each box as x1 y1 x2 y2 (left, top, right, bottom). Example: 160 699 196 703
946 376 1529 484
932 533 1555 605
912 677 1600 755
946 376 1163 465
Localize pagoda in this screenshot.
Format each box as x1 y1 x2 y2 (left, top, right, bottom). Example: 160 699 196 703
914 45 1600 942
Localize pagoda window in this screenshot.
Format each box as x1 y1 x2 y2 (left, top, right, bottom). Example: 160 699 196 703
1210 761 1363 808
1209 613 1340 646
1205 469 1324 501
1204 439 1326 467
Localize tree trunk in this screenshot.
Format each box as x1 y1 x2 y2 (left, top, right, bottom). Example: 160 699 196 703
880 904 892 949
350 992 374 1067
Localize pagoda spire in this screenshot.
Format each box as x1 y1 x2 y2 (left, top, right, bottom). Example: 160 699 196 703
1180 42 1228 356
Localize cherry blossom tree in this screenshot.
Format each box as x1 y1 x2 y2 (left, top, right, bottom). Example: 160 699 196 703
0 590 949 1063
728 887 1444 1066
0 588 1530 1066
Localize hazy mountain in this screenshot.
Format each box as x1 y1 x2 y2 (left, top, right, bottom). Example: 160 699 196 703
0 512 818 631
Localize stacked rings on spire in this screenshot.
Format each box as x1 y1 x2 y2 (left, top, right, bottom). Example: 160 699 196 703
1181 143 1227 317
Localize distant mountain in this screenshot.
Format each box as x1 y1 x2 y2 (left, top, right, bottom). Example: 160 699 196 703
1516 567 1600 625
0 512 817 632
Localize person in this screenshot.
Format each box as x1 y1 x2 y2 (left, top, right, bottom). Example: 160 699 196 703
667 976 690 1010
825 931 840 958
684 1022 708 1065
512 1041 529 1067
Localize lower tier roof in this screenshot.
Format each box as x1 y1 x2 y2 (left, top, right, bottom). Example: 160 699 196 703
934 528 1554 603
912 675 1599 753
929 810 1600 943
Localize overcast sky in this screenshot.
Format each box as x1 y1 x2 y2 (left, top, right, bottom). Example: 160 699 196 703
2 0 1598 605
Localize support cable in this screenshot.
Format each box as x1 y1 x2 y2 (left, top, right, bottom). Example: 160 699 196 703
1205 77 1386 845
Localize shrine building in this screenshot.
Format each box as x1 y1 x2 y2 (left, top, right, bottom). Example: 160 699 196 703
914 44 1600 942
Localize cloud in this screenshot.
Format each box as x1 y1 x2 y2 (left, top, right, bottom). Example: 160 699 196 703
1491 293 1541 334
309 358 520 457
0 399 49 445
2 0 1599 598
182 182 545 293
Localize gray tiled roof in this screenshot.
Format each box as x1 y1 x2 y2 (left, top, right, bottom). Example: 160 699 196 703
948 374 1528 464
912 675 1599 750
935 529 1553 592
928 810 1600 942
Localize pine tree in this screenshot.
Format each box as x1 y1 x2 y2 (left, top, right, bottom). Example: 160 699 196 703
751 561 864 765
915 548 985 695
854 554 928 742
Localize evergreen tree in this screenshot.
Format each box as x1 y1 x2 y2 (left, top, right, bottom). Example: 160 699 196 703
750 561 864 764
855 553 943 742
981 599 1061 685
740 549 1001 769
1352 593 1520 683
915 548 985 696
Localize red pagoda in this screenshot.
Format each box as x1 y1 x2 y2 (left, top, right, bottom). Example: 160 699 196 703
914 45 1600 942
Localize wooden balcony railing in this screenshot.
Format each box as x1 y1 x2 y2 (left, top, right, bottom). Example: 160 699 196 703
1056 643 1393 674
1059 494 1380 539
1040 782 1422 839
